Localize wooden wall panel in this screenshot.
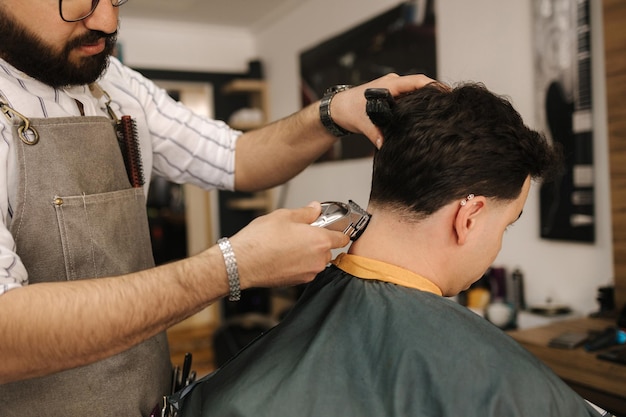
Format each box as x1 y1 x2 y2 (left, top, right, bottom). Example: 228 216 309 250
603 0 626 309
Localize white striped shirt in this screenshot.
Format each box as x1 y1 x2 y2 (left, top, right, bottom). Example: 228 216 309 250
0 57 241 294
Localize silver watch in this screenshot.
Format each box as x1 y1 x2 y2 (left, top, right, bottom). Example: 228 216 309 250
319 84 353 137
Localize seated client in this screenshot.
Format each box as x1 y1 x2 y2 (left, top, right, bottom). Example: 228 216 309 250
171 82 603 417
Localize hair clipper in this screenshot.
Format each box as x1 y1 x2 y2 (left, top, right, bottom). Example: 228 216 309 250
311 200 371 241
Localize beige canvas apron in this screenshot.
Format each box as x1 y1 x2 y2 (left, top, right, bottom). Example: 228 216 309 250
0 110 171 416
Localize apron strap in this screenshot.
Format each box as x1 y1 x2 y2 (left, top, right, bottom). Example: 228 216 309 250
90 83 120 122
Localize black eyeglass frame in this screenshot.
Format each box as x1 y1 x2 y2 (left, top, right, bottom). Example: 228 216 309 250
59 0 129 22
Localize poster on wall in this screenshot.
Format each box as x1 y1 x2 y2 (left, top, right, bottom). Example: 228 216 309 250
534 0 595 243
300 0 437 162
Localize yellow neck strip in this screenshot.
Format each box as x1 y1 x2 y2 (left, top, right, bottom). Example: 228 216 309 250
331 253 442 296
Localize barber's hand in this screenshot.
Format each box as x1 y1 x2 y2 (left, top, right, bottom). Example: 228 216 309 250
229 202 350 289
331 73 435 148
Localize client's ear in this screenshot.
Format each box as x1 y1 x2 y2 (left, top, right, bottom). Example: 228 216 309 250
454 195 486 245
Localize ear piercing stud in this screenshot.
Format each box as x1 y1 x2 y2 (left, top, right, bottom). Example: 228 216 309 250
460 194 475 206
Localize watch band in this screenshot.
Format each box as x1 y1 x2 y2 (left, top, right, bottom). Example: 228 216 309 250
319 84 353 137
217 237 241 301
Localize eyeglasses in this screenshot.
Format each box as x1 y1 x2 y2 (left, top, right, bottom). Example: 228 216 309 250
59 0 129 22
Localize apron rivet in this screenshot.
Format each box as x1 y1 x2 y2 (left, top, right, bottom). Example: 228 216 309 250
53 197 63 206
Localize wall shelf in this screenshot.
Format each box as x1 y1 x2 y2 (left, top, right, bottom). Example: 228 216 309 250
222 78 269 129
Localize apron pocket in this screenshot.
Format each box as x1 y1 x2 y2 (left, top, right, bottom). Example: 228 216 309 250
53 187 155 280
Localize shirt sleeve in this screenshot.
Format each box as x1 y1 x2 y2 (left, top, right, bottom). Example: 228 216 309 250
102 58 241 192
0 120 29 296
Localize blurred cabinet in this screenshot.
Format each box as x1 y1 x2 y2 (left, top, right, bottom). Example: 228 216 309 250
220 79 275 221
218 79 294 339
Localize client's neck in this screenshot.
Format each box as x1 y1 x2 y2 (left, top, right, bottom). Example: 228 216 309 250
348 209 445 293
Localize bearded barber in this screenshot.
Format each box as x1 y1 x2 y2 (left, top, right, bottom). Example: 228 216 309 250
0 0 433 415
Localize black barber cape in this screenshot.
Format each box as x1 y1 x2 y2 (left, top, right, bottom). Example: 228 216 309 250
174 255 600 417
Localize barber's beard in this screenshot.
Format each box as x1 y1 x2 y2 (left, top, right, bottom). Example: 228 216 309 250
0 10 117 88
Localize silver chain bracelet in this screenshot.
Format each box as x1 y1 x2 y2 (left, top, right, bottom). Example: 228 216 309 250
217 237 241 301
